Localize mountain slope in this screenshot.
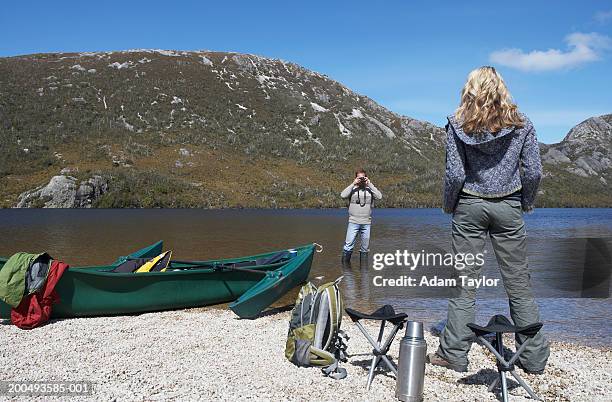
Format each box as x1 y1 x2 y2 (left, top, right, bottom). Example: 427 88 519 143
539 114 612 207
0 50 444 208
0 50 609 208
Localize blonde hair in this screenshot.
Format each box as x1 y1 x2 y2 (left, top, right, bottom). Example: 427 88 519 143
455 66 524 134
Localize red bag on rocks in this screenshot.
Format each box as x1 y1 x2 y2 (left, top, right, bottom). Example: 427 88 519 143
11 260 69 329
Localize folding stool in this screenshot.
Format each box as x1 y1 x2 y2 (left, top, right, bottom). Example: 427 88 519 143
467 315 543 402
345 305 408 390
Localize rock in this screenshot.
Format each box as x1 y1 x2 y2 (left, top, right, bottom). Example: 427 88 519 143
200 56 213 66
566 167 589 178
17 175 76 208
564 115 612 144
16 174 108 208
541 114 611 194
76 176 109 207
231 54 257 73
60 167 78 175
178 148 192 157
575 157 598 176
542 148 571 165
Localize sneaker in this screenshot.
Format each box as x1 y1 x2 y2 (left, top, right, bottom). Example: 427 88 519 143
515 360 544 375
426 353 468 372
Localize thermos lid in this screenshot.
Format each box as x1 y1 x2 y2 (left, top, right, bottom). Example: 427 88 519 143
404 320 424 339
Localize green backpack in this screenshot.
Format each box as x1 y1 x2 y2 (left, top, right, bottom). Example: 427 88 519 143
284 277 348 379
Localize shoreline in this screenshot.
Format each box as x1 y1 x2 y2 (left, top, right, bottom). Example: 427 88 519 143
2 207 612 211
1 308 610 401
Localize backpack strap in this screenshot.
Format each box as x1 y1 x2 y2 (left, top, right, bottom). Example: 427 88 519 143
366 187 375 207
313 278 343 350
321 359 347 380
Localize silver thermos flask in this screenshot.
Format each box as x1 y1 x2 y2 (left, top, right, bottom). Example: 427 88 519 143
395 321 427 402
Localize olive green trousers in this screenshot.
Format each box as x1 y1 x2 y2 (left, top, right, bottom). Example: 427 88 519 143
437 197 550 371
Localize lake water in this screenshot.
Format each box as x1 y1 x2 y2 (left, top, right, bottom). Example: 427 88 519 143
1 208 610 346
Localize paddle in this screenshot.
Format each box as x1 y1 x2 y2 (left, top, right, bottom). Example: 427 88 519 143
167 262 269 276
125 257 279 275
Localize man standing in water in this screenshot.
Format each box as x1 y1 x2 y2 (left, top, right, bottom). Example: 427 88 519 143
340 168 382 261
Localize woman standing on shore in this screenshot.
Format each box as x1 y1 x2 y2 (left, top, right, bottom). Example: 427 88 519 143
428 66 550 374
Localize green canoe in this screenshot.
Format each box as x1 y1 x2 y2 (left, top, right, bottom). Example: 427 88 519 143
0 242 315 320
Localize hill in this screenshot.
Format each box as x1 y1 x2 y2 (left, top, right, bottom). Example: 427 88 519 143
539 114 612 207
0 50 443 208
0 50 609 208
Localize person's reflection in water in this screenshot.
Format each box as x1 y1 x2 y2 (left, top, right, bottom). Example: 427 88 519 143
341 251 371 310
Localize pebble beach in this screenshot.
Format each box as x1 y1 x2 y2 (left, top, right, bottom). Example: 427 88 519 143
1 308 610 401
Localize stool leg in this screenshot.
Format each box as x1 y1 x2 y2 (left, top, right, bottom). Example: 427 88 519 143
377 320 386 345
496 333 510 402
509 370 541 400
380 354 398 375
500 371 509 402
366 320 386 390
366 355 380 390
487 376 499 392
355 320 402 390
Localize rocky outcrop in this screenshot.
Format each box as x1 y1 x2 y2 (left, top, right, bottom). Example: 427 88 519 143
537 114 611 206
541 114 612 177
16 174 108 208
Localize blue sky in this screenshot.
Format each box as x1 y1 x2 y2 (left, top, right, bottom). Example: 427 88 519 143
1 1 611 143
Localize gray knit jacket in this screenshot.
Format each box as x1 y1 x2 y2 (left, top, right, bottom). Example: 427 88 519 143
443 113 543 213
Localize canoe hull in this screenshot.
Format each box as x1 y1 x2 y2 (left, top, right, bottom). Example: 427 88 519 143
229 250 314 318
0 243 314 319
51 268 268 317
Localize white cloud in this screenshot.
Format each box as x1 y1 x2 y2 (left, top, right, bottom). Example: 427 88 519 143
489 32 612 72
594 10 612 24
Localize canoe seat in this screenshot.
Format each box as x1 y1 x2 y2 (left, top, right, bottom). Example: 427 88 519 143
111 258 148 273
110 251 172 273
255 251 290 266
214 252 291 271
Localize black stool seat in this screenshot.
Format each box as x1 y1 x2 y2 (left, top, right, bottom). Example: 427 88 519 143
346 305 408 325
467 314 543 338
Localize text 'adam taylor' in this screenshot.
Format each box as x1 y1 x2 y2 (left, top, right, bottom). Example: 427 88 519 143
373 275 500 288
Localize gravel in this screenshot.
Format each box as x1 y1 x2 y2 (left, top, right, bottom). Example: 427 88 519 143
1 308 610 401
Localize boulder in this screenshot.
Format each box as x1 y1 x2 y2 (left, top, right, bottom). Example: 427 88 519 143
16 174 108 208
75 176 109 207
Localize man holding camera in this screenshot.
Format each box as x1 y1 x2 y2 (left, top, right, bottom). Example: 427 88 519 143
340 168 383 261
